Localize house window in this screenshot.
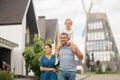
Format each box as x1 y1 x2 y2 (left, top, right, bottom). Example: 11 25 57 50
26 28 30 45
88 21 104 30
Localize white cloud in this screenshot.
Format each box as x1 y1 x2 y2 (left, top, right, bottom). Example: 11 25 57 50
33 0 120 54
92 0 120 13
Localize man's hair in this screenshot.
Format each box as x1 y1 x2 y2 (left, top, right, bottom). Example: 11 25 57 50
65 18 73 23
60 32 69 39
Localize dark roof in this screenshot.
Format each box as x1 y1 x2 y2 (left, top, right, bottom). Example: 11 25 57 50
26 0 38 44
46 19 58 41
37 17 58 42
0 0 29 25
37 16 46 40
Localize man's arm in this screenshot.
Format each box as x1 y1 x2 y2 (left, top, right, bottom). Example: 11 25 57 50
54 50 59 58
70 42 83 60
76 50 83 60
54 42 62 58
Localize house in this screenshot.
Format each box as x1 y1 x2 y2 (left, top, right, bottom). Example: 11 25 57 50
37 16 59 51
0 0 59 75
0 37 18 70
0 0 38 75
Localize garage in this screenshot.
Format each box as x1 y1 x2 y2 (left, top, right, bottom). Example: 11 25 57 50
0 37 18 71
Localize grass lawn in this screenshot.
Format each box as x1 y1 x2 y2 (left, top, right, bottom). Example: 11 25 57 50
84 71 120 74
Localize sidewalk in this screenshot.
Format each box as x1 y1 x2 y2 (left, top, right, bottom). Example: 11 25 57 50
76 74 120 80
15 74 120 80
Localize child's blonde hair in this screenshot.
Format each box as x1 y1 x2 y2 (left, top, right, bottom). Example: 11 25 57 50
65 18 73 24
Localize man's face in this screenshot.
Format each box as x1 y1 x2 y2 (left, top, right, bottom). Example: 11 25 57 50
60 34 68 45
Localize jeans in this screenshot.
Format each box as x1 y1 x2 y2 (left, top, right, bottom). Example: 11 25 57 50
58 70 76 80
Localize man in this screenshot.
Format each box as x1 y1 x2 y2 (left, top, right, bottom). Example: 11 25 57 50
55 32 83 80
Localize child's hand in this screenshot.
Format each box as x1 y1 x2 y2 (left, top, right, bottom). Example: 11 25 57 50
67 41 71 46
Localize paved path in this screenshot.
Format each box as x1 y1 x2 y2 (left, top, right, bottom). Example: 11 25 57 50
76 74 120 80
15 74 120 80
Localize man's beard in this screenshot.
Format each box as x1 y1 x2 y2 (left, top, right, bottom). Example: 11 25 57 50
61 41 67 46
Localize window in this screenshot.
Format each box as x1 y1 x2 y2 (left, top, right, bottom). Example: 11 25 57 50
88 21 104 30
87 32 105 41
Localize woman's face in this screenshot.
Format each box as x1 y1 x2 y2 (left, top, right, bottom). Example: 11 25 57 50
44 45 52 54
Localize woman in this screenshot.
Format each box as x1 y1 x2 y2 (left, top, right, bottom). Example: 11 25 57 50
38 44 57 80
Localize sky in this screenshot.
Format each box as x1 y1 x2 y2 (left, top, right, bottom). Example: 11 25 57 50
33 0 120 54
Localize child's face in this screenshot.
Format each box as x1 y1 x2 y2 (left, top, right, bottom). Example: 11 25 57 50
65 20 72 29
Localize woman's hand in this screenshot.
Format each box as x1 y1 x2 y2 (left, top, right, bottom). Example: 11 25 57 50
49 68 56 72
40 67 56 72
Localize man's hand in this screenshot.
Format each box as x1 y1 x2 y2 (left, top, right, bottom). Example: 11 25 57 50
56 42 62 50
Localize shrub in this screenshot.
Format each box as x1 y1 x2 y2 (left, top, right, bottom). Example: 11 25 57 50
106 64 112 72
96 60 102 74
23 34 53 78
0 70 14 80
96 65 102 74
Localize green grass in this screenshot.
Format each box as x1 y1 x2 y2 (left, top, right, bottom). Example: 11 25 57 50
102 71 120 74
84 72 96 74
0 70 14 80
84 71 120 74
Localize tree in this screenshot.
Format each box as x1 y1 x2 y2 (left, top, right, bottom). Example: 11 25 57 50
91 53 94 61
23 34 52 78
91 53 95 72
106 64 112 72
96 60 102 74
86 53 90 71
22 48 33 76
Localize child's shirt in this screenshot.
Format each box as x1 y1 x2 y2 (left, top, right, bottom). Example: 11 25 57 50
63 29 74 41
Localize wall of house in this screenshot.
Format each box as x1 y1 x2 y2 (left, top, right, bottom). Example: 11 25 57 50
22 10 27 76
0 24 25 75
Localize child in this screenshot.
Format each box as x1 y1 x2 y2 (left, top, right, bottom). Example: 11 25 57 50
55 18 74 65
63 18 74 42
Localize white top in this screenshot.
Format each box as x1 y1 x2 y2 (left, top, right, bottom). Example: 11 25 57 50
63 29 74 41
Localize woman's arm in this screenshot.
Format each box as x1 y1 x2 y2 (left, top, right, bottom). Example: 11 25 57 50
40 66 56 72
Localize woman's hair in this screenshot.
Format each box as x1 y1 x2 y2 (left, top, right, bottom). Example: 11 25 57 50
44 44 52 49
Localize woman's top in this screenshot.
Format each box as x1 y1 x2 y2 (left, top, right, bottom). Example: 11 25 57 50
38 55 57 80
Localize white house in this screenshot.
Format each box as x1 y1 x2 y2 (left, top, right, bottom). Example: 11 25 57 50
0 0 38 75
0 0 59 76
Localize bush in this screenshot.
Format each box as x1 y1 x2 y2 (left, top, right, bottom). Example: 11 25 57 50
23 34 53 78
0 70 14 80
96 65 102 74
106 64 112 72
96 60 102 74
